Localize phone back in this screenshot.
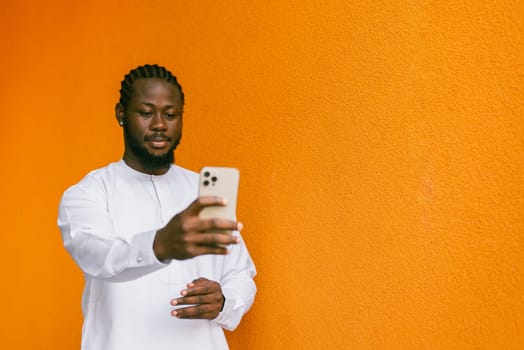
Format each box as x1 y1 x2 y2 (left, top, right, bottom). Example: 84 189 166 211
198 166 239 221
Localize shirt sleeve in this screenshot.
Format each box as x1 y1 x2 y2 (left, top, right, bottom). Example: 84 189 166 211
58 179 169 282
212 232 257 331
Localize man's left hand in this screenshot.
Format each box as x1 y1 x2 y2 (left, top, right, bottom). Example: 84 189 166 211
170 278 225 319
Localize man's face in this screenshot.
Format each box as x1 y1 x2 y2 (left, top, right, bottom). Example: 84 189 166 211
117 78 183 174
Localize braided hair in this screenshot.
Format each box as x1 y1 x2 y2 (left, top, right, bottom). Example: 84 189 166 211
118 64 184 109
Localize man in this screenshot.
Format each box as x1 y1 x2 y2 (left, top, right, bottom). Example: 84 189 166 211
58 64 256 349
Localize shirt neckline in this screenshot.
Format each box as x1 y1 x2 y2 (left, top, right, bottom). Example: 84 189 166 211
117 160 174 180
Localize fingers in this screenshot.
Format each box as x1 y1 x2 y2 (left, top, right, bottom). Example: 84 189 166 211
171 305 218 319
189 277 209 286
173 279 218 302
158 197 243 260
181 281 219 297
184 244 229 257
170 279 223 319
183 231 239 247
182 216 242 233
173 295 207 306
199 218 242 232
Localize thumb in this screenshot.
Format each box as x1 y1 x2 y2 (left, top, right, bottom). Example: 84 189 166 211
186 196 227 216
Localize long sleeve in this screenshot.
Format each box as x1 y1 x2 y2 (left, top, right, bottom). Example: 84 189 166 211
58 179 169 282
212 232 257 331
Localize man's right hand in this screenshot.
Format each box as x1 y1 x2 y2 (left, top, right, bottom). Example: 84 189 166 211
152 196 241 261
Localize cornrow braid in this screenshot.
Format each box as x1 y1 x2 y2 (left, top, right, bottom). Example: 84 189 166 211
118 64 184 109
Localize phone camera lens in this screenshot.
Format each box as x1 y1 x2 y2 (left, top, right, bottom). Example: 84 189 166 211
211 176 217 182
204 171 210 177
203 180 210 186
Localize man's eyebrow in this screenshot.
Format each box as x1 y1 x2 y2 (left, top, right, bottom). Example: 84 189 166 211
140 102 180 110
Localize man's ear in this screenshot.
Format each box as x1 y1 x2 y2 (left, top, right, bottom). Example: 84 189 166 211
115 103 125 126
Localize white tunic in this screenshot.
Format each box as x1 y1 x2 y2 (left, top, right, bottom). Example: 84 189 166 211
58 161 257 350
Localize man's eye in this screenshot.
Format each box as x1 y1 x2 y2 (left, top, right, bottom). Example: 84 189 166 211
166 113 179 119
139 111 153 117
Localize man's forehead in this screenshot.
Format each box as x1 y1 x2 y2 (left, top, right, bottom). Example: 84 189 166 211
132 78 182 100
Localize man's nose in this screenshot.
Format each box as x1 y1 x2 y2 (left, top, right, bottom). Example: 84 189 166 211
150 113 167 130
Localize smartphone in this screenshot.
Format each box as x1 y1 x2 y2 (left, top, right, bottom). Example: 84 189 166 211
198 166 239 222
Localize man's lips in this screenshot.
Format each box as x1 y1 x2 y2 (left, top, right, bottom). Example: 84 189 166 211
146 135 170 148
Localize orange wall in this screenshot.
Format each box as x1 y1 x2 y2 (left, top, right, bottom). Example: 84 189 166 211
1 1 523 349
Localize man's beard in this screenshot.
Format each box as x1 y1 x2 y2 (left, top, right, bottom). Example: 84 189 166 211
124 126 182 171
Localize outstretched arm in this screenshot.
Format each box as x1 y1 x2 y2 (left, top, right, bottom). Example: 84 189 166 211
59 181 240 282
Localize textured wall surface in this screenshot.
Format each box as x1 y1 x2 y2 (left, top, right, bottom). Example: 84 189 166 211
1 1 522 349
